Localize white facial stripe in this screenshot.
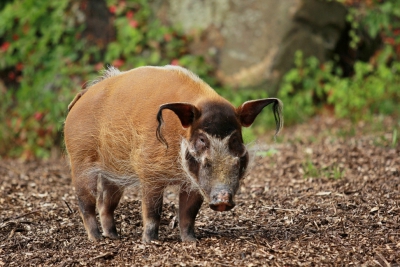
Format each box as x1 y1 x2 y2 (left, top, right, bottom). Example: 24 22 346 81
199 132 243 185
203 131 239 157
180 131 248 200
179 138 210 202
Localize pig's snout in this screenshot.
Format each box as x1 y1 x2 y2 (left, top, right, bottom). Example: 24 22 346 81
209 189 235 212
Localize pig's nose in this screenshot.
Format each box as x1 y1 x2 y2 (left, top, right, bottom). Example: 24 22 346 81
209 190 235 212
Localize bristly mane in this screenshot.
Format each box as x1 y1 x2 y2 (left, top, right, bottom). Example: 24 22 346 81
162 65 204 85
86 65 122 88
87 65 203 89
69 65 207 112
68 66 122 111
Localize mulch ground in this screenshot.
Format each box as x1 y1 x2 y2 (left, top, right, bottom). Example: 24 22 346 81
1 116 399 266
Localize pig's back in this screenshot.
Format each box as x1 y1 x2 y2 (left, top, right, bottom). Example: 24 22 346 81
64 66 220 180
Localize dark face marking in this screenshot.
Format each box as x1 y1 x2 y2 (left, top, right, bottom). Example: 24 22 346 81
181 100 251 208
228 133 246 157
185 101 249 179
185 151 199 177
238 151 249 179
192 101 242 139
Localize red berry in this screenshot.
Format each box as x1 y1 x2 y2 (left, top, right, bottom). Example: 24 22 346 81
171 59 179 66
34 112 44 121
164 34 172 42
112 59 124 68
129 20 138 28
126 11 134 19
1 42 10 52
16 63 24 71
8 71 15 80
95 63 103 71
109 5 117 14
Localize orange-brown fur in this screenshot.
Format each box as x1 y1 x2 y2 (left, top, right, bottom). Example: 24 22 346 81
66 66 223 181
65 66 231 241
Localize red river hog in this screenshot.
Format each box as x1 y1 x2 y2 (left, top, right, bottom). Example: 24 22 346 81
64 65 283 242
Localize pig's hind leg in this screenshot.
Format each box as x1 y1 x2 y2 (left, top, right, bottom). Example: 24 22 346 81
74 171 103 241
97 175 124 239
141 185 164 243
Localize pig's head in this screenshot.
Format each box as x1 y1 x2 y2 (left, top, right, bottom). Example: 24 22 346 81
156 98 283 211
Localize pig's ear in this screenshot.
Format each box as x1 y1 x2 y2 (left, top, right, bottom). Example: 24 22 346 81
156 103 200 147
237 98 283 136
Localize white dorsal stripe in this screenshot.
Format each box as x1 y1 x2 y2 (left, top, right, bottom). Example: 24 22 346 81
86 65 122 88
87 65 204 89
162 65 204 84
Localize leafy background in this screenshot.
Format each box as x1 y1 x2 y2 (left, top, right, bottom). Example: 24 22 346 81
0 0 399 159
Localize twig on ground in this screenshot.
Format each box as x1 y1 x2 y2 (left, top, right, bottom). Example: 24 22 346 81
264 206 301 212
63 199 73 214
90 252 115 261
375 251 391 267
2 210 41 223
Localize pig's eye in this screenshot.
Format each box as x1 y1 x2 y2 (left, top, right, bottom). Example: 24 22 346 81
203 158 212 168
196 138 204 149
195 135 209 151
229 135 245 156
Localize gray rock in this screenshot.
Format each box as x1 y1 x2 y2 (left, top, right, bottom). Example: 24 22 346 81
152 0 347 91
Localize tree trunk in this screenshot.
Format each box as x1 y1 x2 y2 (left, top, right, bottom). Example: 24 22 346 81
81 0 115 51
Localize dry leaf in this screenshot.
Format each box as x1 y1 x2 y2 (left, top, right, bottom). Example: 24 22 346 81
316 191 331 196
370 207 379 213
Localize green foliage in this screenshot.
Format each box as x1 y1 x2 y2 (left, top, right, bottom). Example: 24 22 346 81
330 165 345 180
392 128 398 148
0 0 92 158
278 51 331 124
346 8 361 49
256 148 278 158
361 0 400 41
302 158 344 180
302 158 320 178
345 0 400 48
279 0 400 125
0 0 211 158
328 46 400 119
279 46 400 125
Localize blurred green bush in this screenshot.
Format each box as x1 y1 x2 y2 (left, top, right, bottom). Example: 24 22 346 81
279 0 400 124
279 46 400 124
0 0 399 159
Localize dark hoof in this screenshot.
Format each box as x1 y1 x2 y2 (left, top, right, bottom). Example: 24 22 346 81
88 231 104 242
142 234 159 244
181 235 197 242
104 232 119 240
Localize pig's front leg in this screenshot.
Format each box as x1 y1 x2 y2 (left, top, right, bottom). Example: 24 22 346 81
141 186 164 243
179 189 203 242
